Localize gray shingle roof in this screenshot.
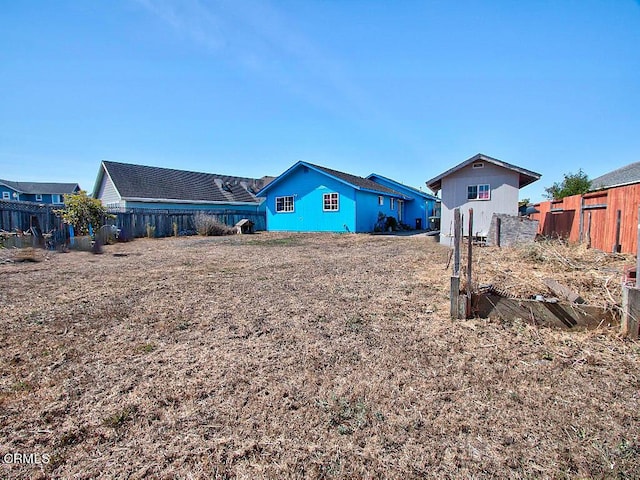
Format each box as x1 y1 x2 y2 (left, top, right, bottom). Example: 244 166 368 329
426 153 541 193
367 173 439 200
306 163 403 196
102 161 265 203
0 179 80 194
590 162 640 190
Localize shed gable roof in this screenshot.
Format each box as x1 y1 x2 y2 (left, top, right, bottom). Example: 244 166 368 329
425 153 541 193
257 161 406 198
590 161 640 190
97 161 266 204
0 179 80 195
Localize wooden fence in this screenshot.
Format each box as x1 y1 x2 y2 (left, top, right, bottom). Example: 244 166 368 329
105 208 266 239
530 183 640 254
0 199 61 232
1 200 265 239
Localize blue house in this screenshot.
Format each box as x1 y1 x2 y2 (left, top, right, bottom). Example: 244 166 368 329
257 161 427 233
367 173 440 230
0 179 80 204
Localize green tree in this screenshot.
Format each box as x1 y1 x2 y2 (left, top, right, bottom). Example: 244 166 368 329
544 169 591 200
55 190 111 235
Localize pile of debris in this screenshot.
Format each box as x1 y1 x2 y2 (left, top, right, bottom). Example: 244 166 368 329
469 240 632 308
453 239 634 330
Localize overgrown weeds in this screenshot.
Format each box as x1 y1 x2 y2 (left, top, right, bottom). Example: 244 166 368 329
471 239 633 306
194 213 236 236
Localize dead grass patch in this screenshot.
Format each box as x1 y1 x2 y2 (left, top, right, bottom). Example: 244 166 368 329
0 234 638 478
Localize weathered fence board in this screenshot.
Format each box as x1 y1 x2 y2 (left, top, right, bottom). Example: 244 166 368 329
474 294 617 330
1 200 266 239
530 185 640 254
0 200 59 232
105 208 266 238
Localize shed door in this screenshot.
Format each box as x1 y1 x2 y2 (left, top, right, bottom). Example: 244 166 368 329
398 200 404 223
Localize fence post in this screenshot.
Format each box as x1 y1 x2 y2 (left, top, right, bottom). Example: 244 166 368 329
620 205 640 338
466 208 473 318
450 208 462 319
613 209 622 253
578 196 584 243
622 286 640 339
636 205 640 277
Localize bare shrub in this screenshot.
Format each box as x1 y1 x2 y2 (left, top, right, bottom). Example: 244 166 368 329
194 213 235 236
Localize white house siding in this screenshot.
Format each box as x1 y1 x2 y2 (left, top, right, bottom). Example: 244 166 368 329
439 162 519 246
97 173 123 208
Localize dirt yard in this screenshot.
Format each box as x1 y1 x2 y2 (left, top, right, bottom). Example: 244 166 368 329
1 233 639 479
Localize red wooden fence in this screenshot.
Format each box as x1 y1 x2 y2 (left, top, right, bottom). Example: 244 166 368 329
530 184 640 254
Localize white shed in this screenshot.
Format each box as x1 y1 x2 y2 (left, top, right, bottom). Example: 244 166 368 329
426 153 541 246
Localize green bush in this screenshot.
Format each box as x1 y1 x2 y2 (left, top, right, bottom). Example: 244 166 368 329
55 190 112 236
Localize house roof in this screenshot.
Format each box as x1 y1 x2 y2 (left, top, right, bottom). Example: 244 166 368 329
256 161 407 198
0 179 80 195
425 153 541 193
95 161 267 204
367 173 439 201
590 161 640 190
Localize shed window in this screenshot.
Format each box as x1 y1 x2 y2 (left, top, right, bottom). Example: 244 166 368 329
35 194 43 201
275 196 294 212
390 198 396 210
52 194 62 204
378 195 383 206
467 184 490 201
2 192 9 200
323 193 339 211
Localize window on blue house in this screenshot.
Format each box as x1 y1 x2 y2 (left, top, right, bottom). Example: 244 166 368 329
323 193 339 211
36 194 43 201
275 196 294 212
378 195 383 206
52 194 62 204
2 192 9 200
390 198 395 210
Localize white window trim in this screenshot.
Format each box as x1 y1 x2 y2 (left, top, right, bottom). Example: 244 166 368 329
378 195 384 206
467 184 491 201
390 198 396 210
322 192 339 211
275 195 295 213
35 194 43 201
2 192 9 200
52 194 63 204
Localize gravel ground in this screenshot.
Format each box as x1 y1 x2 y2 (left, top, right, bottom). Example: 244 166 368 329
1 233 639 479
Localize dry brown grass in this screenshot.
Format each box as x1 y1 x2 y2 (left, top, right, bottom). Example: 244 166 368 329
1 233 639 479
470 240 635 307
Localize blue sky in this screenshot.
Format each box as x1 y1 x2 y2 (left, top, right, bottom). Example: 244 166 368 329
1 0 639 202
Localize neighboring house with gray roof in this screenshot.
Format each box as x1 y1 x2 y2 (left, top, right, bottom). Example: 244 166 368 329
590 162 640 190
426 153 541 245
0 179 80 204
93 161 271 214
